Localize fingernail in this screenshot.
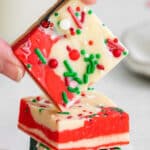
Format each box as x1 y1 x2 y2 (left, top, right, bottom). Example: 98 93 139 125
1 62 24 81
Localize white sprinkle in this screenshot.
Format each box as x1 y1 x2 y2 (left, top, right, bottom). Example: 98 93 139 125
85 54 90 58
60 19 71 30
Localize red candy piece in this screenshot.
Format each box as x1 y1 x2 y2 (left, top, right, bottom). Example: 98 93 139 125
112 49 122 58
48 58 58 69
69 49 80 61
41 20 50 28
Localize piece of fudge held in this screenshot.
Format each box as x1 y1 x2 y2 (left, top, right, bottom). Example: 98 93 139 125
18 91 129 150
12 0 128 110
29 138 122 150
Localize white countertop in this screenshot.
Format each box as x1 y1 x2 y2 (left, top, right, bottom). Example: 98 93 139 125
0 0 150 149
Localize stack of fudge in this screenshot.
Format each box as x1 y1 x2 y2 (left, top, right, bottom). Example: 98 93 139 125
12 0 129 150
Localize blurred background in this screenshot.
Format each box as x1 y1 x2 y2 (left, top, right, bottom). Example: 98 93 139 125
0 0 150 149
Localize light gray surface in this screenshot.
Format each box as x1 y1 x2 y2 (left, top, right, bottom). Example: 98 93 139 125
0 0 150 150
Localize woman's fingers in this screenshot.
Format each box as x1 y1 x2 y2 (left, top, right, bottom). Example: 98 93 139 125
0 38 25 81
81 0 96 5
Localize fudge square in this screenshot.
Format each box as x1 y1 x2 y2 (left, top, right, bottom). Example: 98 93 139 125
13 0 128 110
18 91 129 150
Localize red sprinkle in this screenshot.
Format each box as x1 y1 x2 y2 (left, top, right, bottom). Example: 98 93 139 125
113 38 118 43
88 40 94 46
78 114 83 117
67 6 82 29
64 34 67 38
67 116 73 119
49 22 54 28
81 11 85 23
44 100 51 104
97 64 105 70
36 96 41 101
69 49 80 61
76 6 81 11
112 49 122 58
48 59 58 68
66 45 72 52
70 28 75 36
64 77 70 86
41 20 50 28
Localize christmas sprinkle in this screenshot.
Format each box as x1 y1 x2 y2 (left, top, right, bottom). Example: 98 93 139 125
67 6 82 29
26 64 32 69
88 9 93 15
39 143 49 150
34 48 47 64
32 99 37 103
76 29 82 35
58 112 70 115
63 60 74 72
54 12 59 17
62 92 69 104
39 108 44 113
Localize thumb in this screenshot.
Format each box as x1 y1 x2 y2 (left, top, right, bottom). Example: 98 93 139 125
0 38 25 81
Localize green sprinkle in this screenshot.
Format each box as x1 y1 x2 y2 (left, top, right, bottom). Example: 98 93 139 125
83 74 89 84
81 49 86 55
68 87 80 94
26 64 32 69
32 99 37 103
104 39 108 44
123 51 128 56
96 53 101 59
90 54 95 59
57 20 61 26
73 77 82 84
76 29 82 35
94 60 99 65
87 64 92 74
54 12 59 16
84 57 90 62
62 92 69 104
89 60 96 73
88 9 93 15
39 108 44 113
34 48 47 64
63 60 74 73
113 147 121 150
88 87 94 91
58 112 70 115
64 72 77 77
39 143 50 150
114 107 124 113
89 113 97 118
75 12 80 17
